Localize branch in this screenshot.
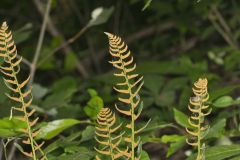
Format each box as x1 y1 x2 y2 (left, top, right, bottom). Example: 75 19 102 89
29 0 52 85
32 0 89 78
208 5 238 49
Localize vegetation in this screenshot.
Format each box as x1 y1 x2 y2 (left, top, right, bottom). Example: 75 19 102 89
1 0 240 160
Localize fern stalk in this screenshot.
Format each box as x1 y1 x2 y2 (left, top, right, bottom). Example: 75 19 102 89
95 107 125 160
105 32 150 160
186 78 211 160
0 22 45 160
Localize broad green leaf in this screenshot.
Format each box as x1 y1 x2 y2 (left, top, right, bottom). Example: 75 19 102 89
42 77 77 108
56 150 94 160
84 90 104 118
187 145 240 160
87 6 114 27
32 83 48 99
44 132 82 154
80 126 95 142
162 135 186 157
64 52 78 71
37 119 80 140
213 96 234 108
13 23 33 44
209 85 240 101
87 88 98 97
205 119 226 139
141 150 150 160
173 108 191 128
161 134 184 143
0 117 27 137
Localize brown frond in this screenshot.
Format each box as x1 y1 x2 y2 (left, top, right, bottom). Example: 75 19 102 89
105 32 149 159
186 78 211 160
95 107 125 159
0 22 46 159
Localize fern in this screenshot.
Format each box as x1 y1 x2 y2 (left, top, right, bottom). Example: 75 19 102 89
186 78 211 160
0 22 45 160
105 32 150 160
95 107 126 160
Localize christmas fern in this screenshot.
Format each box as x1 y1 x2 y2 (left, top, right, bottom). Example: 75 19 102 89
105 32 150 160
95 107 126 160
0 22 46 160
186 78 212 160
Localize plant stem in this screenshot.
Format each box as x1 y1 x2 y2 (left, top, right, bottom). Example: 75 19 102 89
197 96 203 160
29 0 52 86
4 33 36 160
118 55 135 160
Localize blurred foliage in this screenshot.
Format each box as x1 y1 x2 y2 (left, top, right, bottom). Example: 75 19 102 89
1 0 240 159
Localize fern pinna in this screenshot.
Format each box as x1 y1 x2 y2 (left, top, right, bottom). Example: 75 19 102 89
0 22 45 160
95 107 126 160
105 32 150 160
186 78 211 160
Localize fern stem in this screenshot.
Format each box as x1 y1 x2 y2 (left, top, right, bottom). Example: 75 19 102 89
119 55 135 160
4 38 37 160
107 124 114 160
197 98 203 160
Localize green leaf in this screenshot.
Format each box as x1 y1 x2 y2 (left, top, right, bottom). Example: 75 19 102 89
142 0 152 11
141 150 150 160
42 77 77 108
32 83 48 99
205 119 226 139
162 135 186 157
213 96 234 108
87 88 98 97
209 85 240 101
13 23 33 44
187 145 240 160
161 134 184 143
87 6 114 27
0 117 27 138
80 126 95 142
37 119 80 140
173 108 191 128
84 91 104 118
64 52 78 71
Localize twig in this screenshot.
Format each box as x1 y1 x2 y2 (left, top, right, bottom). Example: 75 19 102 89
32 0 89 78
17 55 32 68
212 6 233 37
208 6 238 49
37 25 88 67
29 0 52 85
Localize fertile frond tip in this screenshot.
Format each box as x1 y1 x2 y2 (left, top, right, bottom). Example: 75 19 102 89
195 78 208 88
104 32 113 38
2 21 7 28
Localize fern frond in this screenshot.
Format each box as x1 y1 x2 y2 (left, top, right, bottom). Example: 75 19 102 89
95 107 126 160
186 78 211 160
105 32 149 160
0 22 46 160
